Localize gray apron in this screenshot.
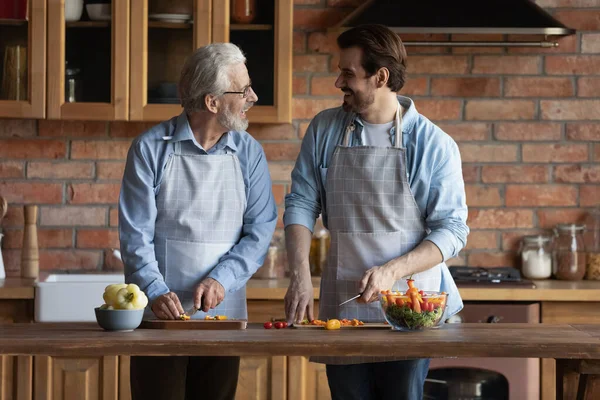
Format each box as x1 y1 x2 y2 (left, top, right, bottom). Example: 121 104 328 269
150 139 248 320
315 103 445 365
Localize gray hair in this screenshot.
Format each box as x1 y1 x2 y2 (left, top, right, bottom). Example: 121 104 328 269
179 43 246 113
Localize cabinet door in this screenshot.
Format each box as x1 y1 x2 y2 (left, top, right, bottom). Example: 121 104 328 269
47 0 129 120
34 355 119 400
236 356 287 400
0 0 45 118
212 0 292 123
129 0 211 121
288 356 330 400
0 356 32 400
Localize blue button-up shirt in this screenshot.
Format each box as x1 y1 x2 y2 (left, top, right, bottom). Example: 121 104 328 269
119 113 277 302
284 95 469 261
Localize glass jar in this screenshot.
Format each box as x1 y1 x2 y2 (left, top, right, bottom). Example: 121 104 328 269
552 224 587 281
231 0 256 23
309 218 330 276
584 208 600 280
519 235 552 279
65 62 82 103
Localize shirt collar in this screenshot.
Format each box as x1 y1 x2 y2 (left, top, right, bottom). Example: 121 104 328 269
352 95 417 135
169 112 238 152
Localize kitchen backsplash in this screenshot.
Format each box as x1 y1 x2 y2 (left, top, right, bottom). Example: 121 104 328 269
1 0 599 275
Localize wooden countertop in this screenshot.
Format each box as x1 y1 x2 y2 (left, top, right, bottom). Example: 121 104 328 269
0 279 35 300
246 278 600 301
0 323 599 359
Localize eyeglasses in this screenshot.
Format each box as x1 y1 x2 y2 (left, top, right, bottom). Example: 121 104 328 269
223 85 253 99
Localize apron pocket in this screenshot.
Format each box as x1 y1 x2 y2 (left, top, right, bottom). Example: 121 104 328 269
336 231 406 281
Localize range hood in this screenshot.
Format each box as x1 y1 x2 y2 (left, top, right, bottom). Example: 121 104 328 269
332 0 576 47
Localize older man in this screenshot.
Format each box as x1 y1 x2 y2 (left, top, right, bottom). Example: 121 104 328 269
119 43 277 400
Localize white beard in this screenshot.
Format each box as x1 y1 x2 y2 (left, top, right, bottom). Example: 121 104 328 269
218 103 248 132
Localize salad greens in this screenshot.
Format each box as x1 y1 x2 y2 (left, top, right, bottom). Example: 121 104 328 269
384 303 444 330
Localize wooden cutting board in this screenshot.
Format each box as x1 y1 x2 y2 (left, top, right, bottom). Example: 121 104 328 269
293 323 390 329
140 319 247 330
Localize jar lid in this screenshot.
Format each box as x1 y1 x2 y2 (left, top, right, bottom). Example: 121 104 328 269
556 223 586 232
523 235 551 244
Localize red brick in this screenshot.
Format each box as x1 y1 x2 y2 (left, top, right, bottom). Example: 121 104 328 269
537 0 600 7
268 163 294 182
71 141 130 160
407 56 469 74
38 120 107 138
39 206 106 226
537 209 588 229
298 122 311 140
407 46 450 55
0 161 24 178
77 229 119 249
0 119 36 138
546 56 600 75
438 123 490 141
507 34 578 54
2 206 23 228
292 98 341 119
272 184 285 205
554 165 600 183
293 76 308 95
465 185 503 206
459 144 518 163
462 165 479 183
465 100 536 120
247 124 296 140
431 77 500 97
293 31 307 53
27 161 94 179
465 231 498 250
494 123 562 141
581 186 600 206
472 56 540 74
96 162 125 180
582 33 600 53
0 140 66 159
468 252 517 268
504 77 574 97
578 77 600 97
276 207 284 229
542 100 600 120
68 183 120 204
467 209 534 229
595 144 600 161
502 230 546 252
1 249 21 275
2 230 21 249
329 53 340 73
415 100 461 121
294 54 329 73
293 8 349 30
399 77 428 96
39 229 73 248
553 10 600 31
310 75 338 96
482 166 548 183
307 32 338 53
0 182 62 204
567 123 600 140
110 122 155 138
452 46 504 55
39 250 102 271
505 185 578 206
263 143 302 162
522 144 588 162
109 208 119 227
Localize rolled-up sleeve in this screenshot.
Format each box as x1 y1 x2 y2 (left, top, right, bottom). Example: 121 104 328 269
423 138 470 261
208 145 277 292
119 140 169 302
283 121 322 232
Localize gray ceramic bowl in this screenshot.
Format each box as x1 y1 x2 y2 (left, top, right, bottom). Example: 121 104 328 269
95 308 144 332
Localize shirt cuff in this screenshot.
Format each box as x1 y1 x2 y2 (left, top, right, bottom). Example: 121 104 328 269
283 210 316 232
424 230 456 262
145 279 170 304
208 267 237 293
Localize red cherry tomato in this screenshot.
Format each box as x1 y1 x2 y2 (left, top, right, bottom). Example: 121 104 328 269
264 321 273 329
274 321 284 329
282 321 288 328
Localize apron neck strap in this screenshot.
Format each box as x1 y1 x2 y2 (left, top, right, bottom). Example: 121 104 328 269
173 141 182 154
343 100 403 148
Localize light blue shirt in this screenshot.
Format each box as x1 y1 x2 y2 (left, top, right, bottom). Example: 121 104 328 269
284 96 469 262
119 113 278 303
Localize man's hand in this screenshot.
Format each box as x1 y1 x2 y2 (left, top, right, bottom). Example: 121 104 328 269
358 265 396 304
194 278 225 312
151 292 184 319
284 272 315 325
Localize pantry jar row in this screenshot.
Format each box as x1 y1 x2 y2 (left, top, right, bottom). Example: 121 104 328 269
519 223 600 281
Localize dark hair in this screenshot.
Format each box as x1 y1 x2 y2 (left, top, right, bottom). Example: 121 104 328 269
337 24 407 92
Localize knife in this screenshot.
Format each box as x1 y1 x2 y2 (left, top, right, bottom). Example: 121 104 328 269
338 292 363 306
185 297 205 317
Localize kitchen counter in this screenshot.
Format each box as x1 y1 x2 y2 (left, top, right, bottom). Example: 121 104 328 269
246 277 600 301
0 278 35 299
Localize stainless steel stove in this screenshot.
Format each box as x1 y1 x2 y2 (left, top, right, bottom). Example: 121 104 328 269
449 266 536 288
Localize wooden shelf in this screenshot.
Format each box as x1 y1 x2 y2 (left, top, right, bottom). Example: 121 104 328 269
230 24 272 31
0 18 27 26
66 21 110 28
148 21 192 29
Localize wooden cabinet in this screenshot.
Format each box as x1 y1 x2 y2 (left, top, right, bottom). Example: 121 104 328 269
0 0 46 118
237 356 287 400
288 356 330 400
0 356 32 400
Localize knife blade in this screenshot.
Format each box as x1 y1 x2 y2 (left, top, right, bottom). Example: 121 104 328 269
185 297 205 317
338 292 363 307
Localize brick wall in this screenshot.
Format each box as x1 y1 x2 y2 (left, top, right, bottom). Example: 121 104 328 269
0 0 599 275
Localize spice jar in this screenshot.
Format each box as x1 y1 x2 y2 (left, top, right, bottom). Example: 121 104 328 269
309 218 330 276
519 235 552 279
231 0 256 23
552 224 586 281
